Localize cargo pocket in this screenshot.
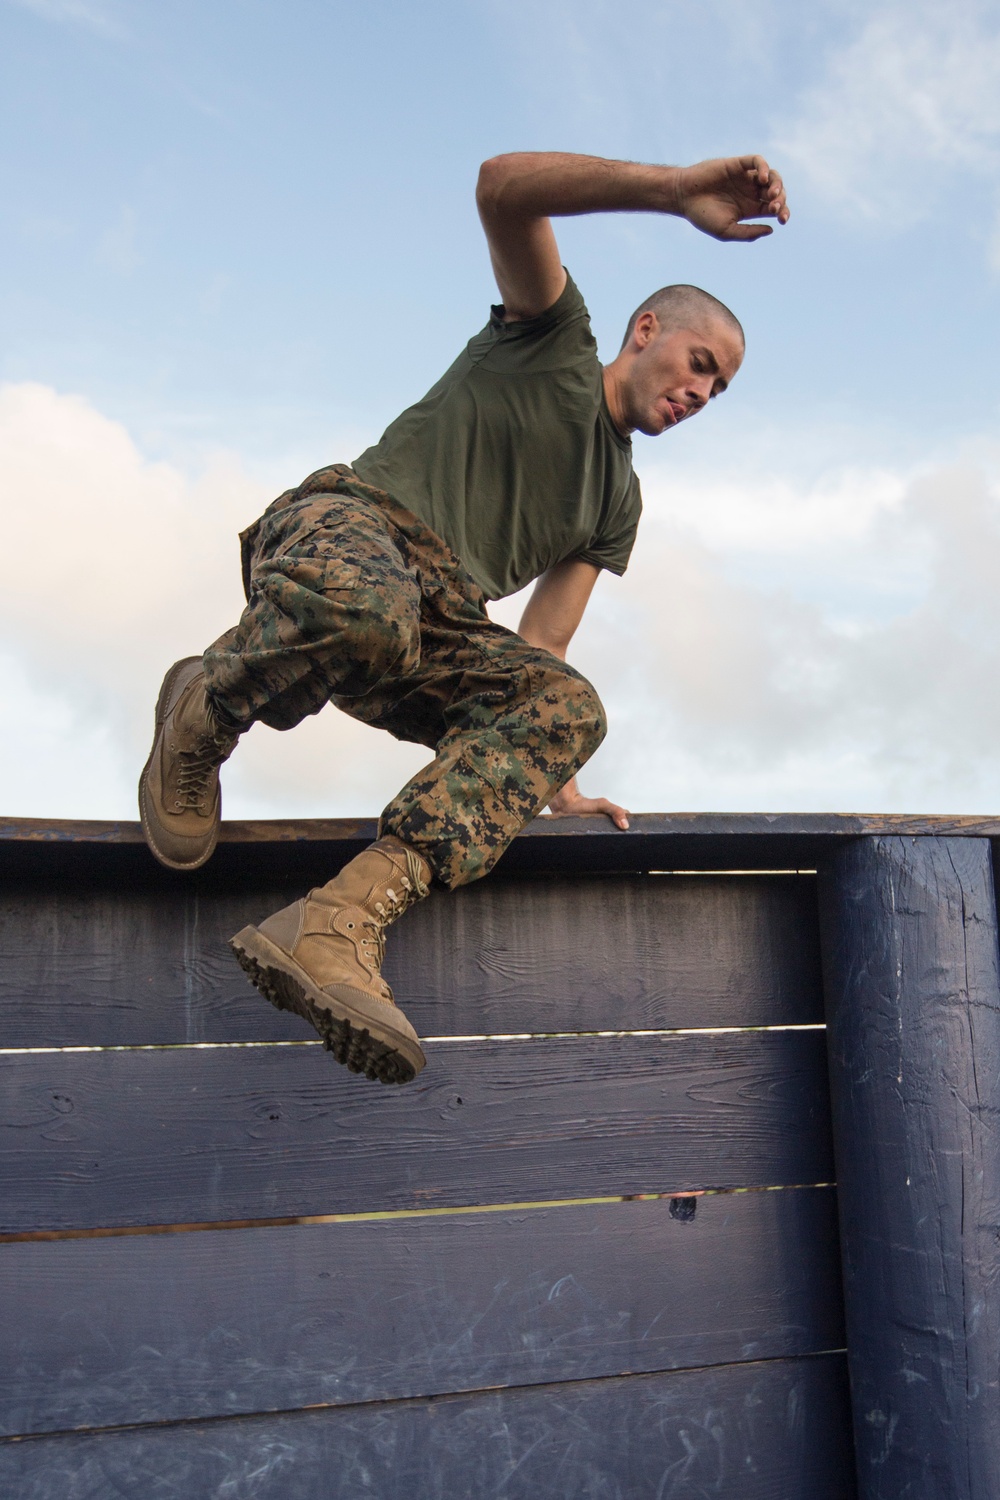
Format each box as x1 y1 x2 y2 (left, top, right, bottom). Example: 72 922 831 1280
253 550 363 646
251 550 361 600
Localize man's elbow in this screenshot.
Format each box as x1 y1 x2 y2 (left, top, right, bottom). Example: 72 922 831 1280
476 155 519 217
519 624 573 660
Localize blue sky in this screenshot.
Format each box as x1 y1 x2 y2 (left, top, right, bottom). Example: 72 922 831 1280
6 0 999 467
3 0 1000 818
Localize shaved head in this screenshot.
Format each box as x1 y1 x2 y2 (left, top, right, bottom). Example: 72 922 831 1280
621 284 744 352
603 282 746 437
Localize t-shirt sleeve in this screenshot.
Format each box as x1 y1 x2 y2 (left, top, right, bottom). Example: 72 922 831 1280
472 272 593 373
574 474 643 577
489 269 586 333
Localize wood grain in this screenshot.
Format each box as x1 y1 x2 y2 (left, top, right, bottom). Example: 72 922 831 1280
0 1188 844 1435
819 837 1000 1500
0 1357 857 1499
0 1032 834 1232
0 873 823 1046
4 810 1000 885
4 811 1000 845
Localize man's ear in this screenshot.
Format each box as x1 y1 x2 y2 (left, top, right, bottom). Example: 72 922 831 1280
631 309 660 351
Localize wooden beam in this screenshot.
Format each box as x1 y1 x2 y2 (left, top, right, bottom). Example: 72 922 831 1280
818 837 1000 1500
0 1031 833 1232
0 1357 856 1500
0 1190 843 1436
0 873 823 1046
6 812 1000 882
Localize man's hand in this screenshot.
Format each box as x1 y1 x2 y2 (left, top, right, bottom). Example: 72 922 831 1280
546 776 630 830
676 154 789 242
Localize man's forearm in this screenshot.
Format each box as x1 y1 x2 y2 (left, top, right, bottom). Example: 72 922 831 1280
515 559 600 660
517 617 568 660
477 152 682 222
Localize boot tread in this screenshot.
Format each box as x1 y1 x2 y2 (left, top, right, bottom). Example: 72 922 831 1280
230 925 424 1085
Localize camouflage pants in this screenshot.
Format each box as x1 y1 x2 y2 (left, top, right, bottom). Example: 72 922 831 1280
203 466 607 888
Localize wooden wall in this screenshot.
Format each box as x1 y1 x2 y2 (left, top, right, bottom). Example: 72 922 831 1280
0 835 855 1496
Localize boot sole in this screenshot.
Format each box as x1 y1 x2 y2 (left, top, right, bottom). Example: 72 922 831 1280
139 656 220 873
230 925 426 1085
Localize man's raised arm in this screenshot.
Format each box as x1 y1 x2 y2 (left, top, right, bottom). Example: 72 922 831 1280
476 151 789 320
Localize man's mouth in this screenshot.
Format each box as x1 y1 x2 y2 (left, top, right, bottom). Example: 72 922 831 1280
664 400 685 426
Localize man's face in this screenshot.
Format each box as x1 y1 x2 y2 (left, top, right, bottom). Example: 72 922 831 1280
621 315 744 437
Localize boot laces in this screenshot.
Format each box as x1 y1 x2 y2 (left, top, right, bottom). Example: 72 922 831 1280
173 733 232 811
360 849 429 991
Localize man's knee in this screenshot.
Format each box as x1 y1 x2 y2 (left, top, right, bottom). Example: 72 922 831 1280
565 673 608 759
534 662 607 762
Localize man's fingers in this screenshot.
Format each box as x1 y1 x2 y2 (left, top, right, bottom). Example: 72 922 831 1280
723 222 773 242
737 153 770 184
558 795 632 829
740 162 788 219
547 792 629 827
594 799 631 830
765 173 789 222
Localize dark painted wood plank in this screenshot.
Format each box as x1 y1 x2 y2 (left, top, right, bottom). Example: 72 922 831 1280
0 1032 834 1231
3 810 999 884
0 1189 843 1435
4 810 998 845
0 1357 857 1500
819 837 1000 1500
0 874 823 1046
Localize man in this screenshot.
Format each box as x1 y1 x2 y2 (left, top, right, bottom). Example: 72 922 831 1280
139 151 789 1086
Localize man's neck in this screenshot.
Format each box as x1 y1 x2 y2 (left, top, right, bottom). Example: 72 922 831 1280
602 360 632 437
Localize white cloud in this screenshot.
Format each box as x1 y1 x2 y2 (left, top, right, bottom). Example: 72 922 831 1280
775 1 1000 234
567 459 1000 813
0 382 428 820
636 461 907 553
3 381 1000 822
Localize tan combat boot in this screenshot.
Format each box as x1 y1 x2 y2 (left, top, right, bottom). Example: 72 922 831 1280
139 657 240 871
230 836 431 1084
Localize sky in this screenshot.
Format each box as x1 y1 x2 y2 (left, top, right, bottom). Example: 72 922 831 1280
3 0 1000 819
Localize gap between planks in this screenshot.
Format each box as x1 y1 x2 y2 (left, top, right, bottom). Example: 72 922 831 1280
647 869 818 876
0 1024 826 1056
0 1181 836 1245
0 1347 848 1448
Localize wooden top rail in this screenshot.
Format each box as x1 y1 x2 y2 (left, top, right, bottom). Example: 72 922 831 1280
3 811 1000 881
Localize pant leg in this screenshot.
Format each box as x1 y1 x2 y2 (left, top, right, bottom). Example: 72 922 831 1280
202 488 423 732
335 527 608 889
203 466 607 887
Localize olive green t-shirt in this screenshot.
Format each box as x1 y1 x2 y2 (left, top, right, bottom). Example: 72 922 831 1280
351 272 641 601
